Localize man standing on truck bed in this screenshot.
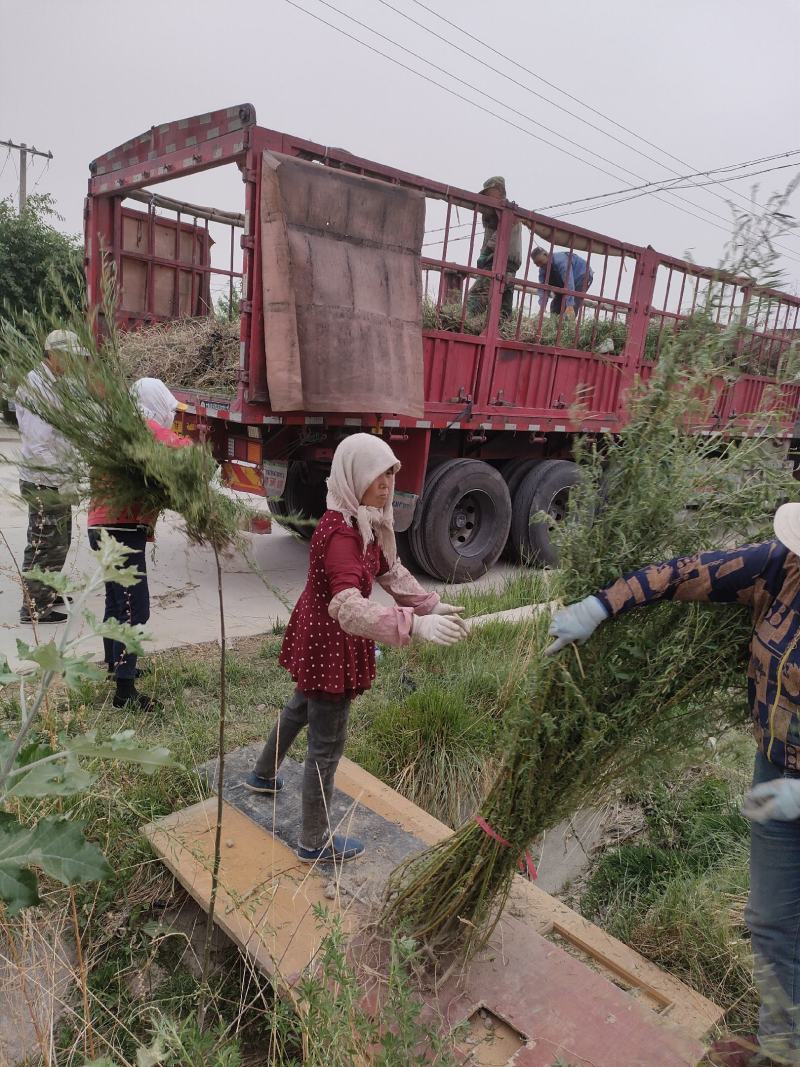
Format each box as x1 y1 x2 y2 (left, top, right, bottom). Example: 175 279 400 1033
532 246 594 318
467 175 522 320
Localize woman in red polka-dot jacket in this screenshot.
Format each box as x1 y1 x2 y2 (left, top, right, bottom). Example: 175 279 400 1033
245 433 467 864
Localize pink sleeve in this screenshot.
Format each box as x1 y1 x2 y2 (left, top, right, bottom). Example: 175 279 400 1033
148 420 193 449
376 558 440 615
328 588 414 647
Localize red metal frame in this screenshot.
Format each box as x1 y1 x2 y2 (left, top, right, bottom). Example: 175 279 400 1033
85 105 800 500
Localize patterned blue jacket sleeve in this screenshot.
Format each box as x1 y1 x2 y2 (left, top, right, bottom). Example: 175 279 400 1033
596 541 784 617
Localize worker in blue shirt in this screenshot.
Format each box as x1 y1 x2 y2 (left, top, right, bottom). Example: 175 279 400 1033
532 247 594 317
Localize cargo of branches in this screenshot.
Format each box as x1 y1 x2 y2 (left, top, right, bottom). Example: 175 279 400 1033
85 103 800 582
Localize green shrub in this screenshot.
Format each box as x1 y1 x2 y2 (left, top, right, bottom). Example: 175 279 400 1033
581 757 756 1029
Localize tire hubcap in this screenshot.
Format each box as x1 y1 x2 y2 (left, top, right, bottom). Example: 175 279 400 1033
449 490 496 556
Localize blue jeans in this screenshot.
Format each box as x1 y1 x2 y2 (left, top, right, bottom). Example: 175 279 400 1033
87 526 150 680
746 750 800 1061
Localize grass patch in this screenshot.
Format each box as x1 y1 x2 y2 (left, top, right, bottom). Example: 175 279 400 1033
579 734 756 1031
444 569 553 618
2 615 537 1063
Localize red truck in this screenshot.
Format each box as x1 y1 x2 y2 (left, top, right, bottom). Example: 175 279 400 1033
84 104 800 581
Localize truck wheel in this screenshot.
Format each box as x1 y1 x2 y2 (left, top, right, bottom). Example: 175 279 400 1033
500 457 538 498
408 459 454 576
412 459 512 582
283 461 328 539
500 459 542 560
510 459 580 567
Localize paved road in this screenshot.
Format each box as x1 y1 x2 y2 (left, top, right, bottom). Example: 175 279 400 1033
0 427 514 667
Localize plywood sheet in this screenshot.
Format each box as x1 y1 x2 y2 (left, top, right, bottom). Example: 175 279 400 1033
333 756 723 1041
260 151 425 417
144 750 719 1065
142 798 351 985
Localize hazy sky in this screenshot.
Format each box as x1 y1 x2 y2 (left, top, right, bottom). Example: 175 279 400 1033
2 0 800 293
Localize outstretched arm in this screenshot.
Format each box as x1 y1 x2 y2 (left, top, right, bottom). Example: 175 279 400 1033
597 541 777 617
547 541 779 655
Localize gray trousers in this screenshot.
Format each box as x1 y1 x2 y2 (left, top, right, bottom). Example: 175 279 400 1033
255 688 351 851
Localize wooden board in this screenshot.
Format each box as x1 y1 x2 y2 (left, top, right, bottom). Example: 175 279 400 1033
333 757 723 1040
142 798 352 987
143 751 722 1065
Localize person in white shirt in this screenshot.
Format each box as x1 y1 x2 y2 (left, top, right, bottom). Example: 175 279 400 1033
16 329 87 624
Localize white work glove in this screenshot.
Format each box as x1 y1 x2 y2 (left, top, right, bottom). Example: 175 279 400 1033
742 779 800 823
431 601 465 618
412 613 467 646
545 595 609 655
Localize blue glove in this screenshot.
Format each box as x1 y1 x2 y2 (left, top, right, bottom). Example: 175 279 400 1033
545 595 609 656
742 778 800 823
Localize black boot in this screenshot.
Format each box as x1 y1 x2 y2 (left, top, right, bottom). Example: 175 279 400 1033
113 678 161 713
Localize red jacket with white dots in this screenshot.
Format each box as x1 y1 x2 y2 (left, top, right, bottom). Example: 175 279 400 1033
279 510 438 698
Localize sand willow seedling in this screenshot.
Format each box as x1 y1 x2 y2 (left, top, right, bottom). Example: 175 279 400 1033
382 313 799 961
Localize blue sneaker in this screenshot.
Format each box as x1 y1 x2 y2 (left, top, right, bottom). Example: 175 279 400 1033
297 834 365 864
244 771 284 794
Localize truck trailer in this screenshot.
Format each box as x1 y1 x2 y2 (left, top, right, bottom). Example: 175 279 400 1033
84 103 800 581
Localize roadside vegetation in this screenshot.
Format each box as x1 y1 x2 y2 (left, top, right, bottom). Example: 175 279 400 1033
577 733 757 1031
0 571 543 1066
1 583 762 1062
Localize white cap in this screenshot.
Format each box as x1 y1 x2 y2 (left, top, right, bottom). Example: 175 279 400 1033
774 502 800 556
45 329 90 358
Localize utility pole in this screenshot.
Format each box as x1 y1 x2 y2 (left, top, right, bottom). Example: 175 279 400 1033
0 139 53 212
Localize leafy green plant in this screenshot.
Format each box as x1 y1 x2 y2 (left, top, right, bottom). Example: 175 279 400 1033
293 909 459 1066
0 269 250 550
0 532 173 914
382 304 797 958
0 193 84 329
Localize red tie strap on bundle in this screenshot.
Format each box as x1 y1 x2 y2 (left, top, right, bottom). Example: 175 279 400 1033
474 815 538 880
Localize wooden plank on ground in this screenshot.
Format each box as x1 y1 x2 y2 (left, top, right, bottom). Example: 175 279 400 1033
144 749 720 1065
333 757 724 1040
142 798 352 987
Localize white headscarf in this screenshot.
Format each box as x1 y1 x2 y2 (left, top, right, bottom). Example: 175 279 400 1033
132 378 178 430
326 434 401 563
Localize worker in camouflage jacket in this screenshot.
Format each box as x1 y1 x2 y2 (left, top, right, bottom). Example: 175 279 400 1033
547 504 800 1067
15 329 87 624
466 175 522 321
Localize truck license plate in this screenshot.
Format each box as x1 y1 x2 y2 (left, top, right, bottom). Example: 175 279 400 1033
262 460 289 498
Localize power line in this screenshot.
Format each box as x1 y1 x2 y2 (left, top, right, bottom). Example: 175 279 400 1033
383 0 800 257
30 154 51 194
424 150 800 232
0 139 53 211
540 153 800 212
289 0 800 261
404 0 800 244
377 0 744 206
302 0 632 186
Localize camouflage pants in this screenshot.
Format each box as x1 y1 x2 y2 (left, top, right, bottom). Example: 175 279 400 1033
20 481 72 615
466 276 515 319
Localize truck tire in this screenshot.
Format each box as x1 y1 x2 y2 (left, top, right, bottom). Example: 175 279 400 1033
500 459 542 559
412 459 512 582
282 461 329 539
408 459 454 576
509 459 580 567
500 457 539 498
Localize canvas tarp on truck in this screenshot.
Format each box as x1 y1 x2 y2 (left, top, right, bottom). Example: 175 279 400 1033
259 151 425 418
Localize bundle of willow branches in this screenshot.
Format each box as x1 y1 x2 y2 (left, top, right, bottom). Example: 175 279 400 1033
0 292 247 550
382 311 797 959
